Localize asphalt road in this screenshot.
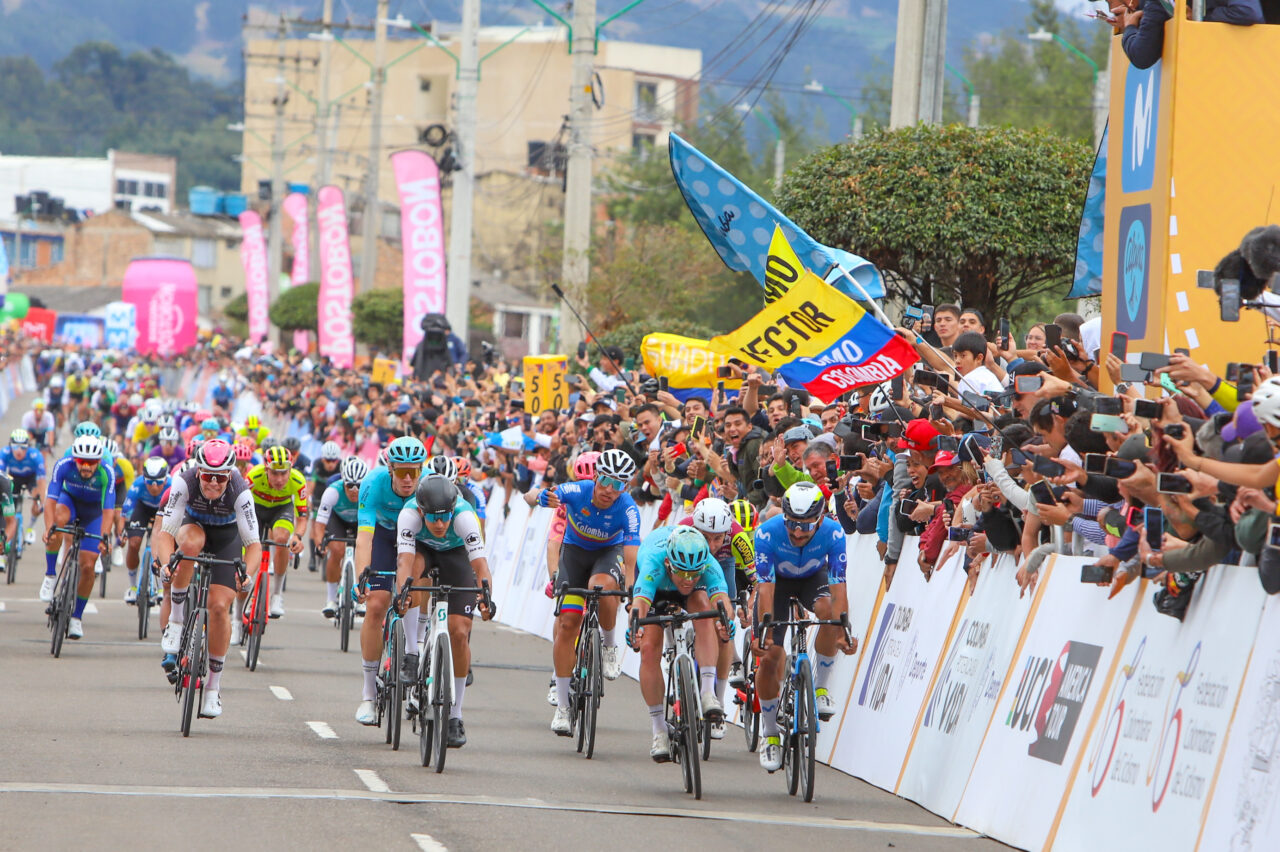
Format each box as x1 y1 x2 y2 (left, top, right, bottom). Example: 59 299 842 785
0 399 1009 852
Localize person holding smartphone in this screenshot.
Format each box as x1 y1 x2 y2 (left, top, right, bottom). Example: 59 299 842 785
574 344 629 395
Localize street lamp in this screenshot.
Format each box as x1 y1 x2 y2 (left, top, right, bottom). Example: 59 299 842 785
803 80 862 141
943 63 980 128
736 101 785 187
1027 28 1106 145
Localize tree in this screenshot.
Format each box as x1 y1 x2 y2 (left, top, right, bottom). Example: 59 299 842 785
223 292 248 322
352 288 402 354
776 124 1093 322
595 318 717 368
268 283 319 331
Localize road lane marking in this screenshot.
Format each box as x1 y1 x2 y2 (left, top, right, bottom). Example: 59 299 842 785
0 601 6 611
353 770 390 793
239 649 264 667
84 603 98 614
269 686 292 701
0 782 978 837
306 721 338 739
411 833 448 851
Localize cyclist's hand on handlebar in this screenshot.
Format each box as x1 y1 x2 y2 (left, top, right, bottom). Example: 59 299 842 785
839 634 858 655
715 619 731 644
287 533 304 555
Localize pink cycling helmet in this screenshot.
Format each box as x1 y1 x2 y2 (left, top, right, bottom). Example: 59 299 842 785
573 451 601 481
196 439 235 473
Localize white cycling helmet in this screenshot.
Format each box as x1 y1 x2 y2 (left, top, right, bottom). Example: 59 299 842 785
867 383 891 415
595 448 636 482
321 441 343 461
141 457 169 480
1250 376 1280 427
781 481 825 522
427 454 458 481
159 427 180 443
691 497 733 534
70 435 104 460
340 456 369 486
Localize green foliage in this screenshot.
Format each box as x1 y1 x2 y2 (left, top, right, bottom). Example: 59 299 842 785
595 318 718 367
223 292 248 322
268 283 319 332
352 288 403 354
777 124 1092 321
0 42 242 194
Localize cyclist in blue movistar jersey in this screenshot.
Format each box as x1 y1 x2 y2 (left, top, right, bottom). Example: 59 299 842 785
629 525 732 761
752 481 856 773
40 435 116 639
352 436 425 726
536 448 641 735
1 430 48 534
312 457 365 619
122 457 170 604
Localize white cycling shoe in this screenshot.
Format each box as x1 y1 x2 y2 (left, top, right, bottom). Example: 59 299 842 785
551 705 572 736
123 586 138 604
39 575 55 602
68 617 84 640
160 622 182 654
759 735 784 772
651 729 672 763
356 700 378 725
701 691 724 721
199 690 222 719
269 594 285 618
546 681 558 706
601 645 623 681
229 619 243 646
816 688 836 721
322 600 338 619
709 720 726 740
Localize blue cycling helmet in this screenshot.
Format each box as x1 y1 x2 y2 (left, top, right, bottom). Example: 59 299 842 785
73 421 102 438
665 526 710 574
386 436 427 465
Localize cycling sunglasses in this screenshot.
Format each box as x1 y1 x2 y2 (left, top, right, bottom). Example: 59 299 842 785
199 471 230 483
390 464 422 479
783 518 817 532
73 457 99 466
596 474 626 492
665 560 701 581
143 477 166 486
423 509 453 523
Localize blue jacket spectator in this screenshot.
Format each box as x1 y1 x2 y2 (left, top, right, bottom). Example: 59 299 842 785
1121 0 1263 70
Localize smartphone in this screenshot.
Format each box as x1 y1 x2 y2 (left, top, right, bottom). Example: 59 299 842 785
1014 374 1043 394
716 381 725 395
522 414 533 431
915 369 950 391
1120 364 1151 383
1084 453 1107 475
1033 455 1065 477
577 342 587 359
840 454 863 471
624 356 636 371
961 390 991 411
488 413 498 430
1139 352 1172 371
1090 413 1127 433
658 376 668 393
1269 520 1280 550
1029 480 1057 506
1220 279 1242 322
789 397 803 417
1157 473 1193 494
1239 368 1256 400
899 498 920 516
759 384 778 397
825 460 839 482
1132 398 1161 420
1110 332 1129 361
1144 507 1164 550
999 318 1011 349
890 375 904 401
948 527 973 542
1104 456 1137 478
1095 396 1124 416
1267 351 1280 375
1081 562 1115 584
922 305 934 321
613 387 627 403
1044 323 1063 350
936 435 959 452
1163 422 1186 440
717 365 733 379
690 415 706 442
1125 504 1142 527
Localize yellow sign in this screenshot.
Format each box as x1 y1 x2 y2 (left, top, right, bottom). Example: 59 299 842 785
523 355 568 414
763 225 803 303
371 357 399 385
641 333 741 391
710 268 860 371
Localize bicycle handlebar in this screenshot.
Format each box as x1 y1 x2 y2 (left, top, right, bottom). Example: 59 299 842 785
554 582 629 617
395 578 494 618
320 534 357 547
51 525 104 540
758 610 853 645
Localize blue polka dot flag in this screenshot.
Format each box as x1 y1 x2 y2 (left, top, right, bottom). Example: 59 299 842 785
1069 123 1107 299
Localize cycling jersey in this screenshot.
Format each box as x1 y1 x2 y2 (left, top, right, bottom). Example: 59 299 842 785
47 456 116 510
113 456 135 493
314 480 359 525
357 466 414 532
396 495 484 554
121 476 167 515
753 515 847 583
308 459 342 485
131 423 160 447
0 445 46 479
245 464 309 515
66 375 89 395
20 411 55 444
237 425 271 446
461 479 487 520
632 525 728 603
148 443 187 467
160 467 257 536
537 480 641 550
211 384 236 406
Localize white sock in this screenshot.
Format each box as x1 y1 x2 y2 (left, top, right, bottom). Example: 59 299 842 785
232 598 243 622
451 677 466 719
715 673 728 703
556 676 571 709
600 625 617 647
273 572 286 598
361 659 378 701
400 607 419 650
416 617 429 648
700 668 717 696
326 582 338 600
207 655 225 692
649 704 665 736
761 699 781 737
128 569 138 585
814 652 838 691
169 586 188 625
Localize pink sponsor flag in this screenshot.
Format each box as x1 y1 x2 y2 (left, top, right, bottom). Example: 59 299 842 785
238 210 270 344
316 186 355 368
121 257 198 356
391 150 447 370
283 192 312 353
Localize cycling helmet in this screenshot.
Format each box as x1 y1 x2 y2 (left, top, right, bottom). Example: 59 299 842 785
282 436 301 453
427 455 458 480
233 441 254 462
665 526 710 573
729 499 759 532
157 415 176 430
1251 377 1280 427
142 407 158 424
9 429 30 446
573 451 600 481
186 436 205 456
781 481 825 521
104 439 121 457
173 459 196 477
691 497 733 534
340 456 369 486
201 418 220 431
377 447 390 468
129 393 143 407
260 436 279 450
415 474 458 514
141 457 169 480
263 446 291 471
595 448 636 482
50 374 64 387
73 421 101 438
70 435 104 460
245 414 260 430
867 383 891 415
33 398 45 409
386 436 427 465
195 439 235 473
159 427 180 443
321 441 342 461
455 457 472 480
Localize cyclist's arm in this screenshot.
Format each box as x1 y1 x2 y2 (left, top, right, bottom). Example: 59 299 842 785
395 507 422 589
233 489 263 569
730 530 756 582
313 485 340 545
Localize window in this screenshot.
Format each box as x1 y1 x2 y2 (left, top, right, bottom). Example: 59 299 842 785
125 180 139 195
115 179 127 194
631 133 656 159
114 199 132 212
220 286 233 298
154 236 185 257
635 81 659 122
155 182 167 199
501 312 526 339
19 239 36 268
50 240 63 264
192 238 216 268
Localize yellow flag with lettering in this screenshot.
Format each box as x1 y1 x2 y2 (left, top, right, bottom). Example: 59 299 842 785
709 268 866 371
763 225 803 303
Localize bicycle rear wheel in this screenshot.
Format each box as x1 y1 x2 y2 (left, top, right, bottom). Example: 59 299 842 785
431 635 449 773
390 619 404 750
783 684 800 796
676 656 702 799
246 577 266 671
98 552 107 598
795 658 817 802
137 550 152 640
180 620 204 737
339 563 354 653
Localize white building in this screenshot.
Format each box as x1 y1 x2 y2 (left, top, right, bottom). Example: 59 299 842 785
0 150 178 221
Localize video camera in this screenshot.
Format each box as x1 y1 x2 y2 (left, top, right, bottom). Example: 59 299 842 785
1206 224 1280 321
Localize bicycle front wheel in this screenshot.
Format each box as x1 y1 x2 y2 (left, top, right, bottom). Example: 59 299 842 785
741 641 760 752
676 655 702 799
50 557 78 658
5 540 16 585
137 555 152 640
339 563 355 652
795 657 817 802
390 618 404 750
180 621 204 737
431 634 449 773
583 627 602 760
98 552 107 598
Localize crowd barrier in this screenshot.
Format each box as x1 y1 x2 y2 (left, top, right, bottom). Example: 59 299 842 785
0 355 41 417
480 484 1280 852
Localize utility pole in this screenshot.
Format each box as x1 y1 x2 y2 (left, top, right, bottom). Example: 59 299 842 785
358 0 388 292
267 14 288 336
890 0 948 128
559 0 596 352
314 0 335 190
446 0 480 345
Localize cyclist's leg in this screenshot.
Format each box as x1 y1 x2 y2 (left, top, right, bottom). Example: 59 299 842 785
358 526 396 704
323 514 346 603
435 545 479 719
70 506 104 630
552 544 592 708
270 513 292 589
804 575 841 694
586 544 625 637
203 524 244 700
638 593 677 735
399 550 427 656
166 523 208 630
755 578 795 738
714 555 737 704
685 588 721 699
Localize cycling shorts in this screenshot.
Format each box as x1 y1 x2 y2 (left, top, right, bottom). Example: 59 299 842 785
114 477 128 509
59 508 103 554
324 513 358 543
764 573 831 646
11 472 37 496
189 522 246 590
67 392 84 403
254 501 296 537
556 542 625 612
128 501 161 534
47 398 62 412
412 542 479 618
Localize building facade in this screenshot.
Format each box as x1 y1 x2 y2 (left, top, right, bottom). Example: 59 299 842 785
0 150 178 223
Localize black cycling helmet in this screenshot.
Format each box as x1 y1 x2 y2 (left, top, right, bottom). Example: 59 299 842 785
282 436 302 452
260 436 279 450
415 474 458 514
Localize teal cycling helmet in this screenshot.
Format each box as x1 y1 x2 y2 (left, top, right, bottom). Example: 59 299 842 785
201 418 221 431
73 421 101 438
665 526 710 574
386 436 427 465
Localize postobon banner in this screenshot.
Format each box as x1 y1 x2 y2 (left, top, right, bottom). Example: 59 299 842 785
640 332 740 398
121 257 198 356
283 192 310 286
392 150 447 371
238 210 270 344
316 186 355 369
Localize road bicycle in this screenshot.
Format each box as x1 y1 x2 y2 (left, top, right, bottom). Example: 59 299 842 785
130 522 156 640
46 523 101 658
166 550 246 737
240 540 288 671
759 599 853 803
631 600 729 801
358 567 408 750
735 619 762 753
322 533 358 652
6 483 28 585
401 572 494 773
555 583 630 760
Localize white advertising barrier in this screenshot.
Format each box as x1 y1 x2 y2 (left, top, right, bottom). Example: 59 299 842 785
1051 563 1265 851
1194 585 1280 851
826 538 968 789
952 554 1143 851
20 354 36 391
896 550 1037 815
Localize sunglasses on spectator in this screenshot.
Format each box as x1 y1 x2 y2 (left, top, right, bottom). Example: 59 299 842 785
596 475 626 492
784 518 817 532
199 471 230 483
